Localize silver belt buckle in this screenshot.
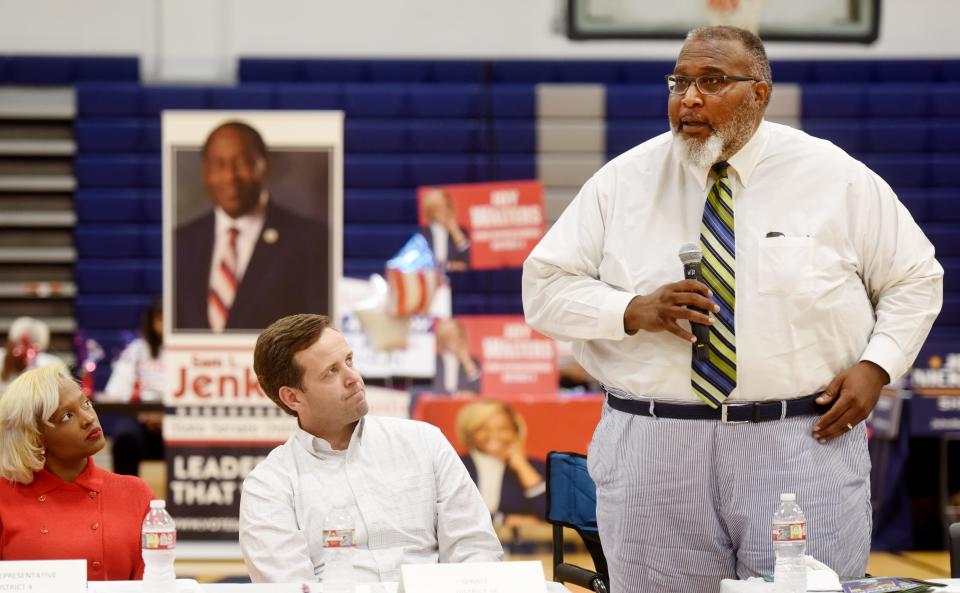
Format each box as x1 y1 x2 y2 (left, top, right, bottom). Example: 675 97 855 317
721 402 750 424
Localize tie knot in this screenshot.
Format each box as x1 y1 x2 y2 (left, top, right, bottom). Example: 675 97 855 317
712 161 730 177
227 227 239 246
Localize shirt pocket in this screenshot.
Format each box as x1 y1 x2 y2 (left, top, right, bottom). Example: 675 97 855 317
757 236 815 295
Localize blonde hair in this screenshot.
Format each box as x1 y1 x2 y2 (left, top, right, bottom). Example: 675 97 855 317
455 400 527 450
0 365 70 484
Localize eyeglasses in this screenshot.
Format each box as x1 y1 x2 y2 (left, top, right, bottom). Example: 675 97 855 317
665 74 760 95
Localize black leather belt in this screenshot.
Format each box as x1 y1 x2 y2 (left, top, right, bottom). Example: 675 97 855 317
603 389 831 424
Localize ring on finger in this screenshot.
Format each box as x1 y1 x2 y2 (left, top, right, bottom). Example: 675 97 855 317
846 422 854 431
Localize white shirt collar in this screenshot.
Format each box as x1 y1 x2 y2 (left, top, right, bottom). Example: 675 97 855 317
294 416 366 459
680 119 770 191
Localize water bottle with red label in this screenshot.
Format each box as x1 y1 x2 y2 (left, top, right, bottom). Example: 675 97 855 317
142 499 176 593
772 492 807 593
323 506 356 593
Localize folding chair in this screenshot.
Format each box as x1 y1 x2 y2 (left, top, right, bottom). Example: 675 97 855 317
545 451 609 593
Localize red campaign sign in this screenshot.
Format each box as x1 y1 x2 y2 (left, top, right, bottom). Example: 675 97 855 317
451 315 558 396
413 393 604 461
417 180 544 270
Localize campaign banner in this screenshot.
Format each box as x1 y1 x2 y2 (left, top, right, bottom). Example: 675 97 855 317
162 111 344 540
430 315 557 396
413 393 602 525
417 180 544 271
908 348 960 436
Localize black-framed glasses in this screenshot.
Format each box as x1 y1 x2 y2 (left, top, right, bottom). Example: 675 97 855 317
665 74 760 95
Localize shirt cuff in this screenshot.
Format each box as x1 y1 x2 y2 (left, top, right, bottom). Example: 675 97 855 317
859 334 904 383
598 289 638 341
524 481 546 499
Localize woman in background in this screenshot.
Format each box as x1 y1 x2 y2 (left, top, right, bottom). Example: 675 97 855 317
0 366 154 579
456 400 546 526
103 299 164 476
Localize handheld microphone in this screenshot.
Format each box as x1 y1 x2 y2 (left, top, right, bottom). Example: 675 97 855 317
678 243 710 362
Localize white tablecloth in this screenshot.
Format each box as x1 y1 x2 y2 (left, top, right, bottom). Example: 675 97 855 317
89 579 570 592
720 577 960 593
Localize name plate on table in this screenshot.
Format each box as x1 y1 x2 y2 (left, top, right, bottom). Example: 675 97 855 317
0 559 86 593
399 561 546 593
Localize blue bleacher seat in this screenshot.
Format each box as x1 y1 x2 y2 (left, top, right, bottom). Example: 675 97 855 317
799 122 862 153
556 62 621 84
408 84 484 118
875 60 941 83
491 61 558 83
366 60 431 83
75 260 160 294
864 85 929 118
76 83 142 116
606 85 668 118
343 189 417 224
343 225 418 259
607 121 669 155
923 191 960 222
343 259 387 278
811 61 873 83
210 85 274 109
238 58 303 82
619 61 676 84
75 155 147 188
75 57 139 81
345 155 408 188
76 296 153 330
429 61 486 84
770 61 814 83
343 84 407 117
863 155 929 188
345 121 407 153
490 85 535 118
8 56 73 84
409 155 484 185
141 86 210 115
274 83 341 110
74 120 146 152
490 155 536 181
932 123 960 153
921 225 960 256
492 122 536 154
802 85 864 118
930 157 960 188
941 258 960 293
302 60 367 83
409 121 484 153
141 119 162 152
862 122 928 153
75 190 156 223
75 226 162 258
931 86 960 117
140 156 162 189
0 58 7 83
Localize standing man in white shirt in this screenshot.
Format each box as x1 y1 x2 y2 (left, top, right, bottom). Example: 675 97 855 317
239 314 503 584
522 26 943 592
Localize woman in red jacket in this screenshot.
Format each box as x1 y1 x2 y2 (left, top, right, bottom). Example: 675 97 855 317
0 365 155 580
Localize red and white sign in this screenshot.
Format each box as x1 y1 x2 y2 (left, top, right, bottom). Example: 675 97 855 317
459 315 558 395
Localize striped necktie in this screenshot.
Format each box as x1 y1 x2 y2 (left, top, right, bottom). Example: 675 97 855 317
691 162 737 407
208 227 240 332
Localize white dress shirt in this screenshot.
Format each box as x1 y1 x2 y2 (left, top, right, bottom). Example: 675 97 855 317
239 416 503 584
523 120 943 401
209 191 268 289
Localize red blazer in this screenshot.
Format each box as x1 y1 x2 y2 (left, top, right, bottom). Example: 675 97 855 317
0 458 154 580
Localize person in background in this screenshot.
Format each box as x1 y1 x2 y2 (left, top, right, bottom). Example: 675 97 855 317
419 187 470 272
431 317 481 395
239 314 502 584
103 299 165 476
1 316 66 393
456 400 546 526
0 366 154 580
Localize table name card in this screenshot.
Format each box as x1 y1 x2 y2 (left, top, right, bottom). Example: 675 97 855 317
399 561 546 593
0 560 85 593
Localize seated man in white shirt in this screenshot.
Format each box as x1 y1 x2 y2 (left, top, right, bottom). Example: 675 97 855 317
239 313 503 583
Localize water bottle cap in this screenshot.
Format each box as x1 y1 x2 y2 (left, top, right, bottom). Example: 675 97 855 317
780 493 796 502
150 499 166 509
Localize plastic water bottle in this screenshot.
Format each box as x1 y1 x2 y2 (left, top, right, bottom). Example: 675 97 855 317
142 499 176 593
772 492 807 593
322 506 356 593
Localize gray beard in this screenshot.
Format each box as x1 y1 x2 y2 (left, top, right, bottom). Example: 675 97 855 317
672 100 760 169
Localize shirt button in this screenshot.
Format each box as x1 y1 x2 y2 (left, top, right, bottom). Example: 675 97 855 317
89 492 97 499
91 522 100 530
92 561 101 569
39 527 48 534
37 495 46 502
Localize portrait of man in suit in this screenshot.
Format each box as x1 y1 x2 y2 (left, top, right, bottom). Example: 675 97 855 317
173 120 330 332
431 317 482 395
419 187 471 272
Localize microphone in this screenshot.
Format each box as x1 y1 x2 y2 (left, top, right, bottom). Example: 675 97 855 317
678 243 710 362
